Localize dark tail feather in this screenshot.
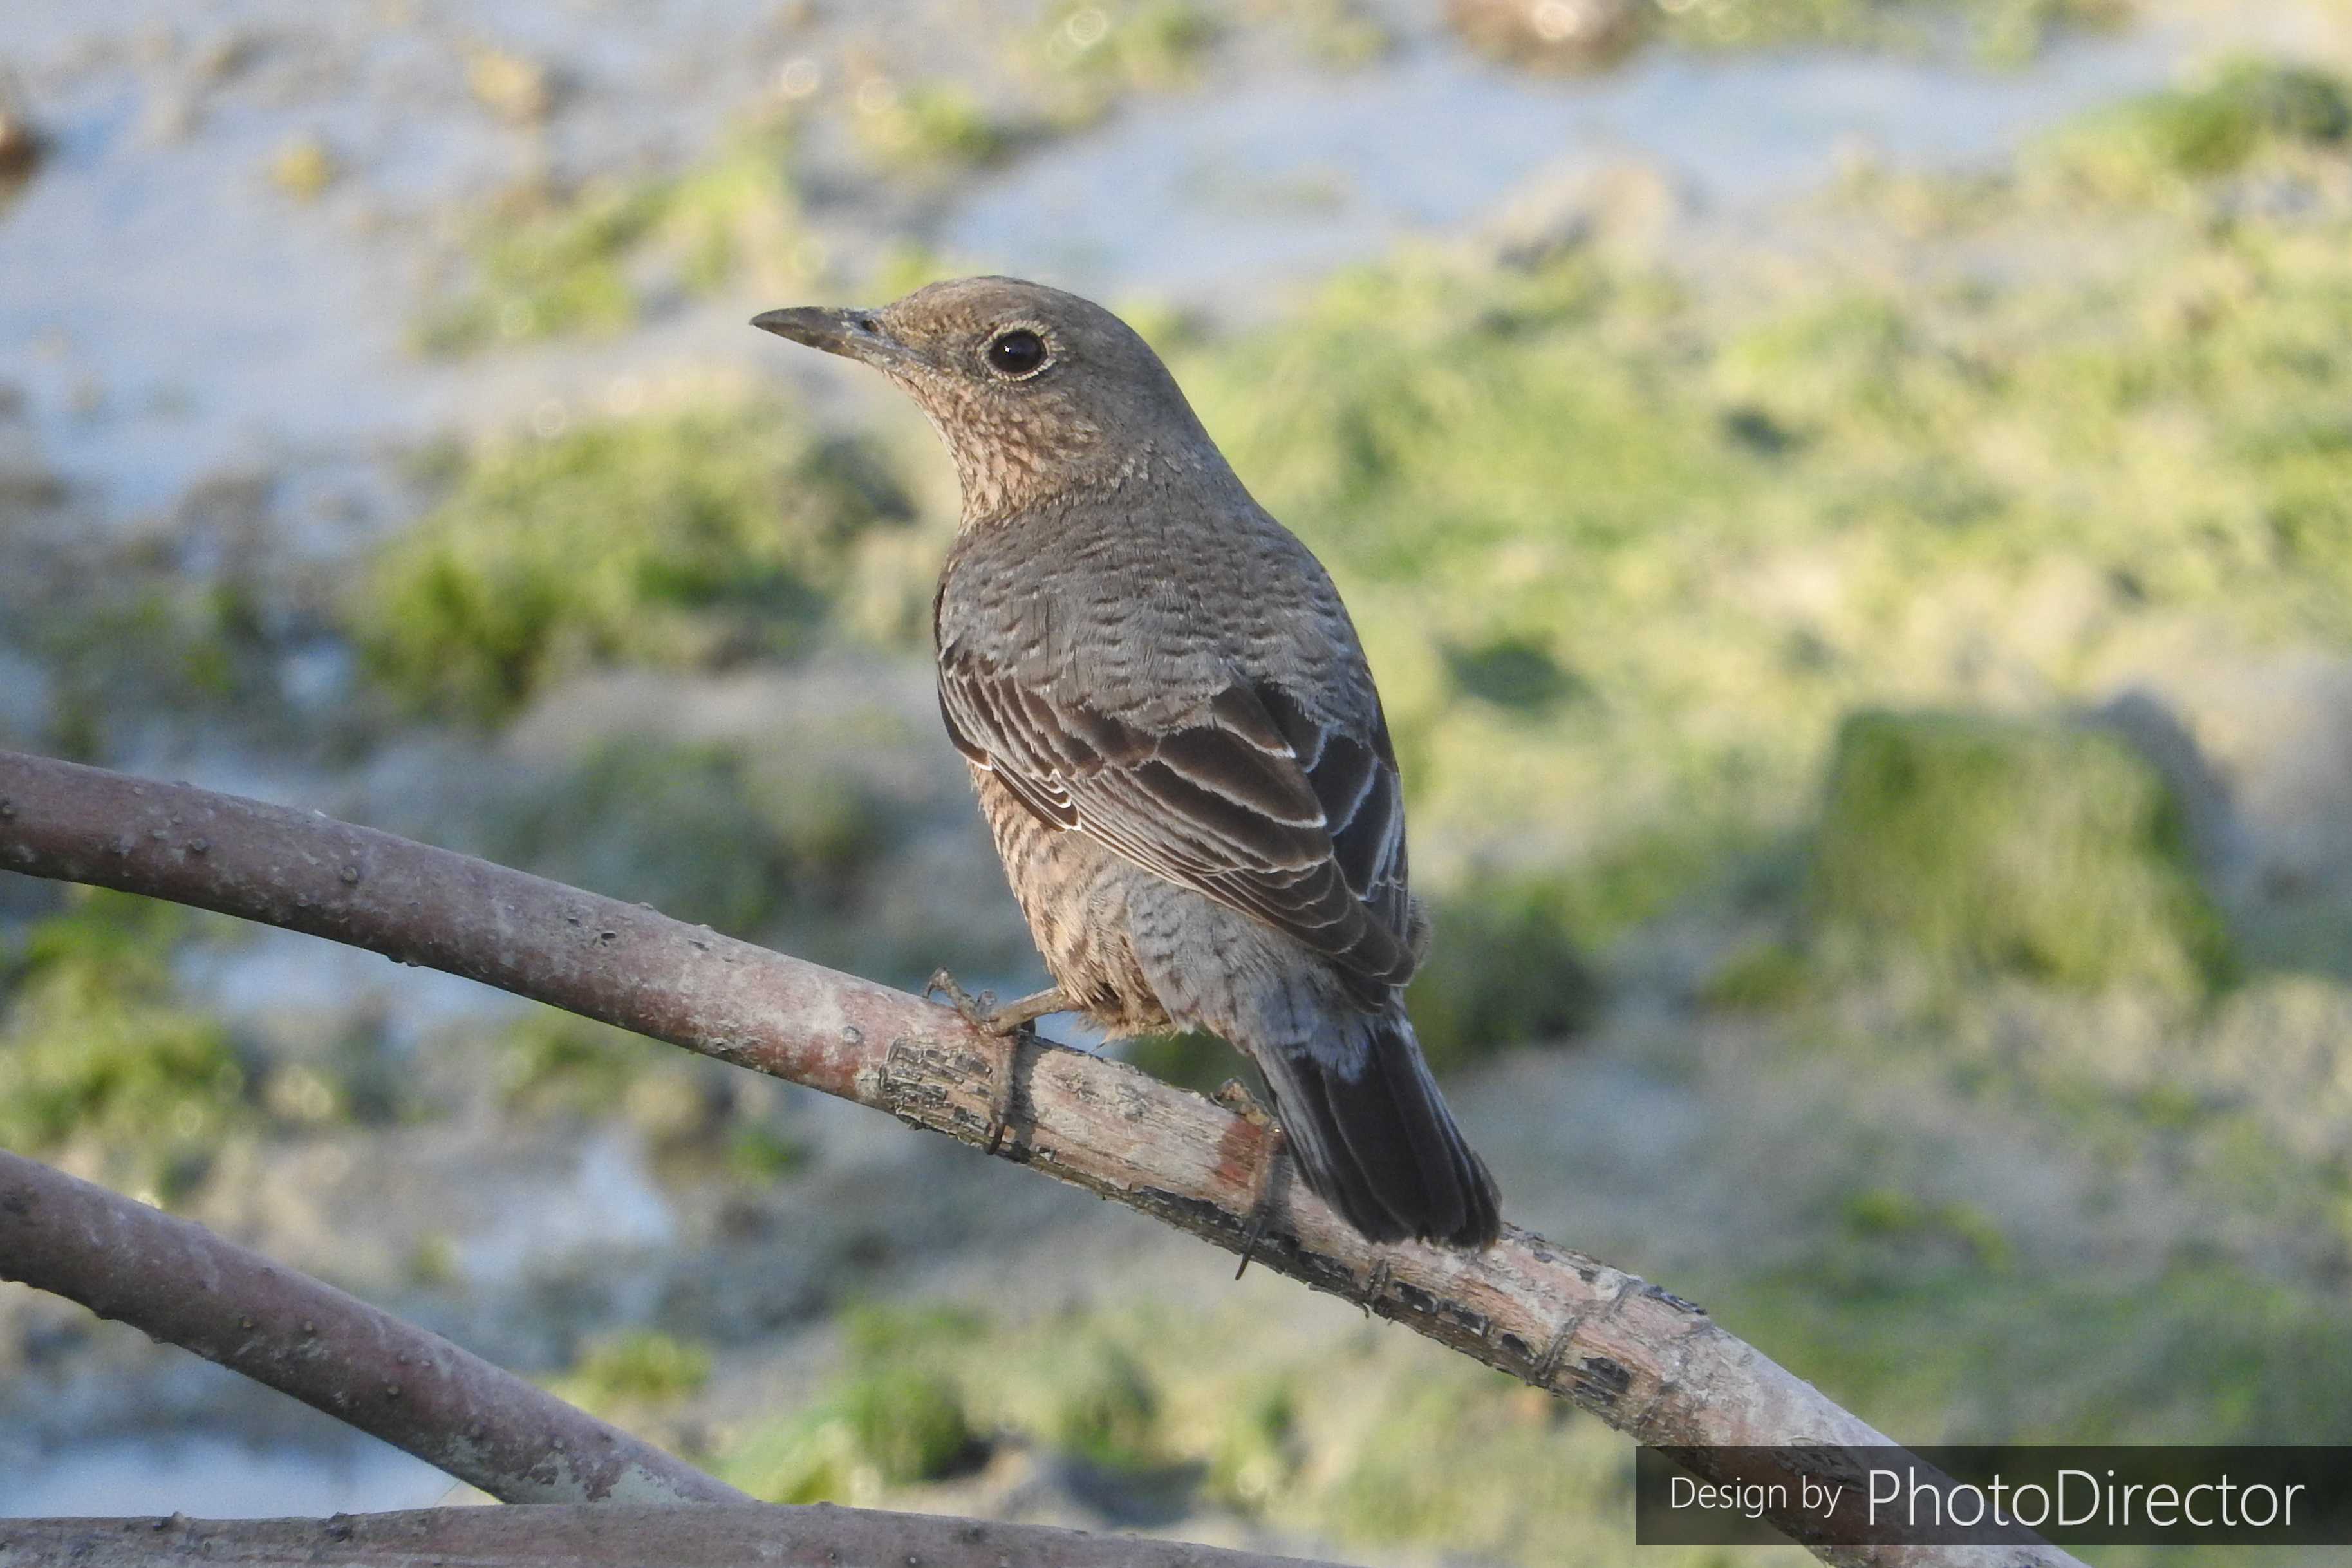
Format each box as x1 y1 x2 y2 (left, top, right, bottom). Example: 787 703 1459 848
1256 1011 1501 1249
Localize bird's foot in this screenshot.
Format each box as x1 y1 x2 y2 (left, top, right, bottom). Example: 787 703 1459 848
925 970 1072 1036
925 968 996 1029
1216 1079 1287 1280
1214 1077 1277 1128
925 971 1074 1153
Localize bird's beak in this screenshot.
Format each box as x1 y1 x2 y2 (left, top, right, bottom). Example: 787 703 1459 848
751 306 904 367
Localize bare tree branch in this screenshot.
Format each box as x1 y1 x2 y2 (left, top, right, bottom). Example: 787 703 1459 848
0 1149 1354 1566
0 1148 748 1506
0 749 2086 1568
0 1505 1343 1568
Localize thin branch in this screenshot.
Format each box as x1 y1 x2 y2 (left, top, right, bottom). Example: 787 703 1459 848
0 1150 1352 1567
0 1506 1343 1568
0 749 2087 1568
0 1148 746 1507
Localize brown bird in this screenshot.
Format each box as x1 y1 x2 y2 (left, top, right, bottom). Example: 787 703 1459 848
754 277 1500 1249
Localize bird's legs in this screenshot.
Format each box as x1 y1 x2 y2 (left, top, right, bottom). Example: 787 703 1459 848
980 987 1075 1034
926 970 1075 1152
1215 1078 1289 1280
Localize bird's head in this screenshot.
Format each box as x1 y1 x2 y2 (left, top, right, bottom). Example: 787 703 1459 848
753 275 1217 522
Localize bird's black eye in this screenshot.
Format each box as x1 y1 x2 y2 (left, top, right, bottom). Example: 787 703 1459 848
984 328 1050 379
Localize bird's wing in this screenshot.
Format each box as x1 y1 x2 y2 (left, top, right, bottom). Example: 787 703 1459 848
938 643 1417 997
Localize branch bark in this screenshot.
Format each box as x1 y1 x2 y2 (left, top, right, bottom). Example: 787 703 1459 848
0 1148 746 1507
0 749 2085 1568
0 1506 1339 1568
0 1150 1349 1566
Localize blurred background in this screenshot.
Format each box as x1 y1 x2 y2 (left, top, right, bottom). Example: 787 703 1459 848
4 0 2352 1562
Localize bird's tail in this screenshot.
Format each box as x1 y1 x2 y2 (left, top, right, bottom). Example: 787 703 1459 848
1253 1010 1501 1249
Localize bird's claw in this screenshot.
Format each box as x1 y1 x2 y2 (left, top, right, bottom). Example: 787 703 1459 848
1214 1078 1275 1128
926 971 1078 1153
926 969 1002 1031
1224 1092 1288 1281
924 970 1013 1150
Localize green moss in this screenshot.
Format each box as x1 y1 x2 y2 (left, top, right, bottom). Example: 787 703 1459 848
12 565 297 758
1701 938 1814 1011
415 185 647 351
724 1307 983 1504
1457 0 2123 71
489 736 884 931
406 1233 462 1289
549 1330 714 1417
2037 57 2352 203
723 1123 808 1182
496 1010 640 1114
723 1416 851 1504
695 1253 2347 1563
353 401 916 722
1051 1340 1167 1472
1712 1256 2352 1450
414 118 811 355
1320 1361 1613 1561
657 120 819 292
1204 1381 1302 1512
1270 0 1393 68
1652 0 2129 62
0 891 245 1197
1441 632 1587 713
842 1300 989 1361
1171 146 2352 954
1177 257 1762 931
1841 1186 2013 1271
1407 874 1600 1070
839 1367 976 1484
1774 969 2352 1260
855 82 1020 173
462 729 917 954
1021 0 1221 124
1806 710 2233 992
727 1367 975 1502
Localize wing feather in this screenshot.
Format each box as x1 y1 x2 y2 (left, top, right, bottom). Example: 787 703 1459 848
940 646 1418 997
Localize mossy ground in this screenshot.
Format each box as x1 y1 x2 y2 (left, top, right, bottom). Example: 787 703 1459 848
1803 708 2234 993
659 62 2352 1563
1167 55 2352 967
411 118 817 356
1650 0 2131 64
353 399 929 724
388 0 2142 360
10 34 2352 1565
670 961 2352 1565
0 891 247 1200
